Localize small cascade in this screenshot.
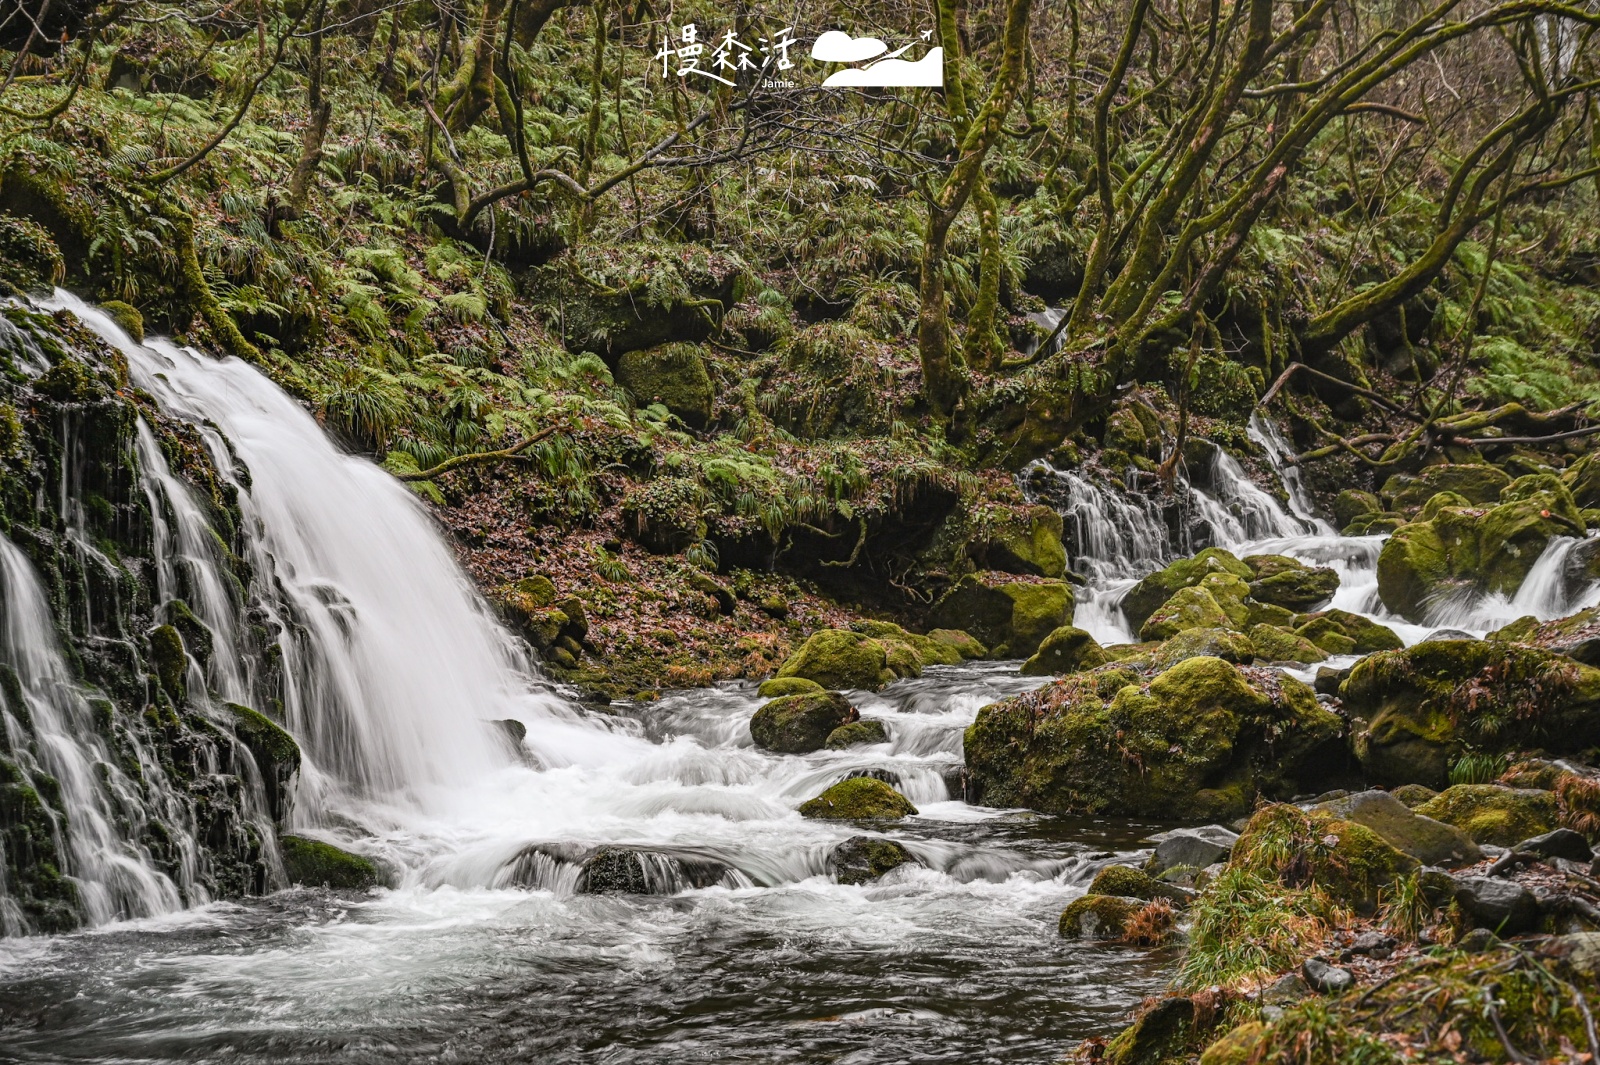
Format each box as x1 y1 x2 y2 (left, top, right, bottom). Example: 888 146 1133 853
1202 447 1318 546
1424 536 1600 632
1024 308 1067 358
1248 413 1337 535
0 536 187 931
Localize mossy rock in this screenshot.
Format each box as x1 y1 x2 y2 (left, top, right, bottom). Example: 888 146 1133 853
1058 893 1142 938
926 575 1074 658
1333 489 1382 529
228 703 299 822
1381 464 1512 510
1088 864 1170 901
757 676 824 698
1021 626 1110 676
750 691 857 754
1198 1022 1270 1065
1139 585 1234 641
1103 997 1203 1065
964 657 1341 819
1121 548 1253 631
1314 789 1481 866
1416 785 1559 847
99 300 144 343
1293 609 1402 655
620 477 708 554
0 214 64 291
1233 804 1418 911
279 835 381 889
1247 623 1326 663
1150 628 1255 670
829 836 916 884
798 776 917 820
926 628 988 660
614 342 714 429
148 624 187 701
1564 452 1600 509
971 505 1067 579
1392 783 1439 807
1243 554 1340 611
776 629 893 691
1342 640 1600 786
853 620 959 669
825 719 888 749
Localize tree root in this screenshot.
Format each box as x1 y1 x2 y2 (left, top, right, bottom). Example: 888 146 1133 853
393 424 563 481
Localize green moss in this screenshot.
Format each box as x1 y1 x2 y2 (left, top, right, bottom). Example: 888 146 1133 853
279 835 381 889
1294 609 1402 655
798 776 918 820
1089 864 1164 900
1058 893 1141 938
1334 489 1382 529
757 676 824 697
148 624 187 701
825 719 888 748
99 300 144 343
1020 625 1110 676
1150 627 1255 669
925 629 988 659
749 690 857 753
1122 548 1253 631
1232 804 1417 912
1382 464 1511 510
1139 586 1234 641
829 836 915 884
973 504 1067 578
1247 623 1327 663
1243 554 1340 611
926 575 1074 658
614 342 714 429
776 629 892 691
1416 784 1558 846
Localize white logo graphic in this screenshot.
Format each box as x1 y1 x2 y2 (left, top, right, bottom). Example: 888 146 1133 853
812 30 942 87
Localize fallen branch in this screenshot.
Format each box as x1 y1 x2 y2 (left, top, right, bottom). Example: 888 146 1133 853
393 424 563 481
1260 361 1417 417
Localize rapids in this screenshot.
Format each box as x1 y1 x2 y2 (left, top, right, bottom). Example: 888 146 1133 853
0 291 1596 1061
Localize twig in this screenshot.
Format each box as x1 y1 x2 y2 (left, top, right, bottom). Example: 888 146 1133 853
393 425 563 481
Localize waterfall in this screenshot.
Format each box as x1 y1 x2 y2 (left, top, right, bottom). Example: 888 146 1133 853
1423 536 1600 632
0 535 188 930
1247 413 1337 536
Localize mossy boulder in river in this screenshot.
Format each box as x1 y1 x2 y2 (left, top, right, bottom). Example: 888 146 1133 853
1243 554 1340 611
925 628 988 659
776 629 893 691
926 575 1074 658
825 719 888 748
280 836 382 889
227 703 299 822
1247 623 1327 664
799 776 917 820
1121 548 1253 632
963 657 1342 820
756 676 824 698
1341 639 1600 786
1377 474 1586 622
750 691 857 753
614 342 714 429
1058 894 1143 938
1149 627 1255 669
1381 464 1512 511
828 836 917 884
1020 625 1110 676
1416 784 1558 847
1292 608 1402 655
969 505 1067 578
1139 582 1243 641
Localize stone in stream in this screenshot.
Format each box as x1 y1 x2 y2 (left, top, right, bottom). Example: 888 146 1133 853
1144 829 1236 876
1020 625 1109 676
775 630 895 691
1088 864 1194 906
280 836 383 889
749 690 857 753
1415 785 1558 847
825 720 888 748
828 836 917 885
1058 894 1144 939
799 777 917 820
1451 876 1541 934
1242 554 1340 611
1313 790 1482 867
925 575 1075 658
576 846 731 894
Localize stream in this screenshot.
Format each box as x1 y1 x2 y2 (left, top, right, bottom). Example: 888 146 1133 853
0 293 1597 1062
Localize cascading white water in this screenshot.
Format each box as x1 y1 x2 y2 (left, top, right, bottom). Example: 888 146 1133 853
1247 413 1337 536
1422 536 1600 632
0 535 188 930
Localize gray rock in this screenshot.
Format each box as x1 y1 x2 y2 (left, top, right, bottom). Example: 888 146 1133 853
1554 931 1600 975
1315 789 1482 867
1515 828 1593 862
1452 876 1541 935
1458 927 1501 954
1347 931 1398 959
1421 628 1477 643
1302 957 1355 993
828 836 917 885
1263 972 1309 1004
1145 828 1236 875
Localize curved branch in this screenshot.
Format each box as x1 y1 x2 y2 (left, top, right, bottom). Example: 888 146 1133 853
393 424 563 481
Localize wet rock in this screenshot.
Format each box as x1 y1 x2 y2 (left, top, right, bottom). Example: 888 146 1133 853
1381 464 1511 511
798 777 917 820
1313 663 1351 696
1293 609 1402 656
756 676 824 698
1416 785 1558 847
1149 627 1255 669
825 720 888 749
775 629 893 691
1514 827 1593 862
614 342 714 428
1058 894 1143 938
1342 640 1600 786
148 623 187 701
1334 489 1383 530
1140 574 1252 642
925 628 987 660
1263 972 1309 1004
842 767 902 787
1145 829 1236 877
1301 957 1354 993
968 504 1067 579
1451 875 1541 934
1021 625 1110 676
1313 790 1481 867
1089 864 1193 905
228 703 300 823
965 656 1341 820
280 836 381 890
926 575 1074 659
576 846 730 894
828 836 917 884
1391 783 1438 807
1102 996 1200 1065
749 691 857 754
1244 554 1340 611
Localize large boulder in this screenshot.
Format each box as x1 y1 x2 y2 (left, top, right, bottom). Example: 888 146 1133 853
1139 579 1248 641
1121 549 1253 632
1313 790 1482 867
799 777 918 820
1377 475 1586 622
1247 623 1327 664
963 657 1342 820
1149 628 1255 670
280 836 381 890
614 342 714 428
1381 464 1512 511
1020 626 1110 676
776 630 894 691
926 575 1074 658
1341 640 1600 786
969 504 1068 578
749 691 858 753
577 846 731 894
1232 804 1417 911
1243 555 1340 611
1416 785 1558 847
1293 609 1402 655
